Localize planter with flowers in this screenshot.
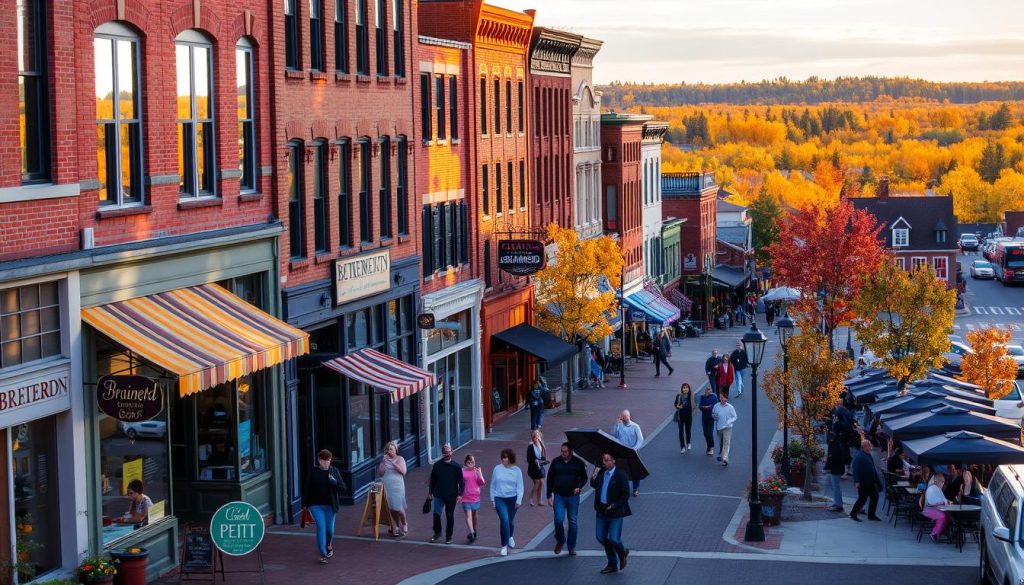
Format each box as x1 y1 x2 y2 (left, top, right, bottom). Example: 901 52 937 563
748 474 788 526
110 547 148 585
771 440 823 490
78 556 117 584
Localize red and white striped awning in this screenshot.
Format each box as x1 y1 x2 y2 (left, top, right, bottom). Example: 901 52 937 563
323 348 435 403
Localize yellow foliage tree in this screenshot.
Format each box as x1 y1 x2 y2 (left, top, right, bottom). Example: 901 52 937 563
533 224 624 344
852 260 957 391
960 326 1018 399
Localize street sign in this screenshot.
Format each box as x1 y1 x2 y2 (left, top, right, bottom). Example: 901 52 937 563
210 501 265 556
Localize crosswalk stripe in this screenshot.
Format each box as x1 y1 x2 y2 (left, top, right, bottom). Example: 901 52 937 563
976 306 988 315
990 307 1005 315
1009 307 1022 315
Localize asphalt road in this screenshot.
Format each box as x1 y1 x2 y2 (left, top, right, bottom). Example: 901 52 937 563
959 252 1024 340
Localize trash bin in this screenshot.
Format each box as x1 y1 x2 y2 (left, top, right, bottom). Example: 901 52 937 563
111 547 148 585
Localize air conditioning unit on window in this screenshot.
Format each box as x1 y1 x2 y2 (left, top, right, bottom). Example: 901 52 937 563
82 227 95 250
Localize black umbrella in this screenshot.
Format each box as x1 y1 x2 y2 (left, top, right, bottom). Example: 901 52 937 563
866 391 995 419
845 370 890 387
850 381 899 403
903 431 1024 466
564 428 650 481
926 372 983 391
882 406 1021 442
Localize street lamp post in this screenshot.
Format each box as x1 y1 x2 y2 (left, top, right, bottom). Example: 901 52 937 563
776 312 795 484
742 321 769 543
619 267 627 389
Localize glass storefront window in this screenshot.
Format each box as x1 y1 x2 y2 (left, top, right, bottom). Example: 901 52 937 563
236 375 266 479
426 309 470 355
12 416 60 582
194 377 267 481
349 381 371 465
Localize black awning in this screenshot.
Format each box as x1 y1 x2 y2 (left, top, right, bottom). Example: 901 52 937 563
492 323 576 366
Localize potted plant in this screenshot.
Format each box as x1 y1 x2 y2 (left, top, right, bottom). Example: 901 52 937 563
110 547 148 585
77 556 117 584
748 474 788 526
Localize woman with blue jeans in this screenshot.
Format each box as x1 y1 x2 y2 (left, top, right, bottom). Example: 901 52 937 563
302 449 346 564
490 448 524 556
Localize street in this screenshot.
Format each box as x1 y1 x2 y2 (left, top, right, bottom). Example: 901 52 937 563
958 253 1024 340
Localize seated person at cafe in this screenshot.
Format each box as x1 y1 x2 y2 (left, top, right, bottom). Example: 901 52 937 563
921 475 952 543
958 468 982 505
914 465 933 491
115 479 153 528
944 464 964 501
887 448 908 477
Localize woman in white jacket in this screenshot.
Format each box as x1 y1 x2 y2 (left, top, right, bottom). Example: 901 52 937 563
490 448 524 556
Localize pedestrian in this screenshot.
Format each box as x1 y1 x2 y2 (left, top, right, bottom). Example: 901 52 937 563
490 448 524 556
428 443 464 544
301 449 346 564
526 429 548 507
611 410 644 496
674 382 694 454
590 452 631 574
698 385 717 456
849 439 882 522
715 352 736 398
704 350 721 394
652 330 674 376
377 440 408 538
729 341 749 398
831 397 857 478
528 379 548 431
546 442 588 555
461 454 485 543
766 302 776 327
712 393 738 466
921 474 951 542
824 432 845 512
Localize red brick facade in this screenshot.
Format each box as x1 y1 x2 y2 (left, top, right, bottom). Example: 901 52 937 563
662 171 718 278
601 114 649 286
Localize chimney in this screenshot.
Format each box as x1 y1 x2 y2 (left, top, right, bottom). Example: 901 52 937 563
926 179 936 197
878 176 890 198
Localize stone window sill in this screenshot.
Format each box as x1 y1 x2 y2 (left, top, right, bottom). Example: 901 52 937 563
178 198 223 211
239 192 263 203
285 70 305 80
96 205 153 220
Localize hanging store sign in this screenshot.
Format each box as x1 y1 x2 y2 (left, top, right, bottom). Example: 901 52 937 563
683 253 697 271
417 313 436 329
334 249 391 305
96 375 165 422
497 240 545 276
0 367 71 429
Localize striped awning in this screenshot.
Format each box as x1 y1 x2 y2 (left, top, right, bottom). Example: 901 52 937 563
623 288 681 326
82 284 309 397
323 348 435 403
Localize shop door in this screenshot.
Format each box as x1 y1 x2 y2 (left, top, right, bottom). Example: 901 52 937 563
430 354 465 460
490 352 522 421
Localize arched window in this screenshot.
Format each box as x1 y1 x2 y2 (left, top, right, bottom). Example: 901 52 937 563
176 30 216 198
312 140 328 252
95 22 143 206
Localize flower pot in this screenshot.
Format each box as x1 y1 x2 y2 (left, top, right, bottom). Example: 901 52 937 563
788 467 806 490
759 493 785 526
111 547 149 585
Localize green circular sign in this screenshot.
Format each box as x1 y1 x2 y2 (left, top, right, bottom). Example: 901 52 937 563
210 501 264 556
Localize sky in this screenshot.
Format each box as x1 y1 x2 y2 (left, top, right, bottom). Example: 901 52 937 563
497 0 1024 84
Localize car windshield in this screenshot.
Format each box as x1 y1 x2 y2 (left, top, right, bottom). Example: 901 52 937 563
1006 346 1024 356
973 261 992 268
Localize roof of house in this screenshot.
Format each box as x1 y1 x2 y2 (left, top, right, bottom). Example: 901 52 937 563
718 226 750 248
850 195 959 251
716 199 746 213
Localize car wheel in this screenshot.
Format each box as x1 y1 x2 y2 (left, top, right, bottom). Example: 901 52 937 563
126 427 137 440
979 533 992 585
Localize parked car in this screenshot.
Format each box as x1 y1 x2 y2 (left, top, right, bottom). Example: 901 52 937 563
942 338 974 373
1000 344 1024 376
971 260 996 279
981 465 1024 585
960 233 980 251
992 381 1024 420
120 420 167 440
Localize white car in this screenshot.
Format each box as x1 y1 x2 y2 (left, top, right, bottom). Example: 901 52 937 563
1002 344 1024 377
981 465 1024 585
971 260 996 279
942 339 974 373
120 420 167 440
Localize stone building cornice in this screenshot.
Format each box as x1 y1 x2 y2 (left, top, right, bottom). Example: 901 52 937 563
572 37 603 67
476 4 534 54
529 27 583 76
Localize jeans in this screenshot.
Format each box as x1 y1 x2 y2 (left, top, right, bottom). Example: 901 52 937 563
595 513 625 569
432 496 457 538
308 504 336 558
654 353 672 375
717 427 733 462
734 370 744 394
494 496 518 547
677 417 692 449
551 494 580 548
830 473 844 508
706 374 718 394
530 405 544 430
702 418 715 451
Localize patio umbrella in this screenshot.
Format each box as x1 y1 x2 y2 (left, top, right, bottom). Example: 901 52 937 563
926 372 983 391
845 368 889 385
850 381 898 403
762 287 801 302
903 431 1024 466
564 428 650 481
882 406 1021 442
866 391 995 419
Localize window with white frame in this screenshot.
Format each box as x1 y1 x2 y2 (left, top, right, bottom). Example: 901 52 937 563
236 40 257 192
892 228 909 247
95 23 144 206
911 256 927 272
895 257 906 271
933 256 948 280
176 31 216 198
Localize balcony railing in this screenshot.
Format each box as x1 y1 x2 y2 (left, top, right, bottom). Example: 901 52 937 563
662 171 716 195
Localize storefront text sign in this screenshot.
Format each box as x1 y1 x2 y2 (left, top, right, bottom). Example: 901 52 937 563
684 253 697 271
0 366 70 429
96 375 165 422
497 240 545 276
210 501 265 556
334 250 391 305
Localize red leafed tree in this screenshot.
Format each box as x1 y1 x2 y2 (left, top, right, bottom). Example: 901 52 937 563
767 200 886 351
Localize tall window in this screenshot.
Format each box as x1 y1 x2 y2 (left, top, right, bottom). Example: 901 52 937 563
310 0 324 71
334 0 348 73
95 25 143 206
236 41 257 192
19 0 49 183
517 79 524 133
358 139 372 242
419 73 432 141
534 87 541 135
313 141 328 252
176 32 216 198
421 205 432 276
493 78 501 134
397 137 408 235
338 140 352 247
482 164 489 215
479 77 488 135
435 75 446 140
507 161 514 210
449 76 458 141
355 0 369 75
505 79 512 133
459 202 468 262
484 240 492 288
287 142 304 258
379 137 392 238
391 0 404 77
284 0 299 69
495 163 502 214
431 205 442 270
519 160 525 208
374 0 387 75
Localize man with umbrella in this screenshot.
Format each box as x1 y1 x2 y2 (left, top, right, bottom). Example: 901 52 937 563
590 452 631 574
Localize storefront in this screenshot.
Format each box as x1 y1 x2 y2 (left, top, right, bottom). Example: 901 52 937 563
78 226 297 580
481 288 534 428
420 280 484 461
283 252 423 508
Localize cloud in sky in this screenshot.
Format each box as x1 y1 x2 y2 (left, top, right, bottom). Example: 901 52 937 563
495 0 1024 83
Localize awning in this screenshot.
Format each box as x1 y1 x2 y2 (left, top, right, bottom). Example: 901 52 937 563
711 266 749 289
623 289 681 326
668 288 693 311
492 323 576 366
82 284 309 397
323 348 435 403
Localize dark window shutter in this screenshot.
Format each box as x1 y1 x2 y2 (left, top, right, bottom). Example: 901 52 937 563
422 205 432 276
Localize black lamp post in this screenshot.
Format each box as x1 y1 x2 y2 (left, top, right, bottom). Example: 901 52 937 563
742 321 769 543
619 268 627 389
776 311 795 483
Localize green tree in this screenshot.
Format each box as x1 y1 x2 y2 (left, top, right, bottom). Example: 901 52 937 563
979 141 1008 183
749 187 783 267
990 103 1013 131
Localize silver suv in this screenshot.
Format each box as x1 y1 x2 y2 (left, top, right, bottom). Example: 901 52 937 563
981 465 1024 584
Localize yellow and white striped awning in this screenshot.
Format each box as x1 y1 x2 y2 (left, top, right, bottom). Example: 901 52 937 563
82 284 308 396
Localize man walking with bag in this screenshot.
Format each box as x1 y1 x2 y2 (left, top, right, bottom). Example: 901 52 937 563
850 439 882 522
546 442 588 555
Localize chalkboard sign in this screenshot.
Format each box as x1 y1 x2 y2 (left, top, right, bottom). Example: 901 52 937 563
182 525 215 572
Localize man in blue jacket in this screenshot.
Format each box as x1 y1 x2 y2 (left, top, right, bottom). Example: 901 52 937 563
849 439 882 522
590 452 632 574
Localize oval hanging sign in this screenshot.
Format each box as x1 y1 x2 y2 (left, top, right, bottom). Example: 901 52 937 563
497 240 546 276
96 375 165 422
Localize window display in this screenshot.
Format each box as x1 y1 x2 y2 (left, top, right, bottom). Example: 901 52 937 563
12 416 61 582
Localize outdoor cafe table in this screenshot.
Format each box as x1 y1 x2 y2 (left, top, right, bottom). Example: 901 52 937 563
937 504 981 552
938 504 981 513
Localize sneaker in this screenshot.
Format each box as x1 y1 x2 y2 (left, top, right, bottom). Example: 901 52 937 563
508 536 515 549
326 546 334 558
706 449 713 456
499 546 508 556
445 538 453 544
680 448 686 454
430 533 441 543
688 444 693 450
722 460 729 466
319 557 328 564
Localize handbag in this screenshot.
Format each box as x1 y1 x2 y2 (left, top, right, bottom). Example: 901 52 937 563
422 497 432 514
300 507 314 528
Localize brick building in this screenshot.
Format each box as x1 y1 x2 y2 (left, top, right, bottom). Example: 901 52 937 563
600 113 649 292
663 171 719 325
571 37 603 241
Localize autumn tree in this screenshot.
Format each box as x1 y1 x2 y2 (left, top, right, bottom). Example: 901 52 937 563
960 326 1018 399
748 187 782 268
762 320 852 497
767 199 886 351
853 261 957 391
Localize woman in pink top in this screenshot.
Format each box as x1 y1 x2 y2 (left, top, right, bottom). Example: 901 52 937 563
461 454 486 542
